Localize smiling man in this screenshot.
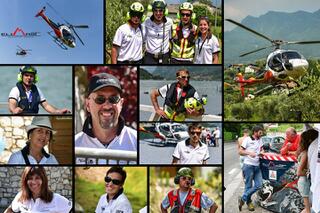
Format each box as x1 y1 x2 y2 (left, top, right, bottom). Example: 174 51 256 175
75 73 137 165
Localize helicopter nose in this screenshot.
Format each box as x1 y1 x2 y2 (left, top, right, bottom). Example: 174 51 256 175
288 59 308 78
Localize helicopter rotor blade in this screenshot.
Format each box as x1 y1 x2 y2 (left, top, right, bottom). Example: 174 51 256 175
46 2 72 26
239 45 275 57
70 26 85 46
226 19 274 43
72 25 89 28
287 40 320 45
17 45 24 50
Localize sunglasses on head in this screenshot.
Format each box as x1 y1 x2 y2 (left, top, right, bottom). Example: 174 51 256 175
190 131 201 136
181 13 191 17
93 95 121 105
104 176 122 185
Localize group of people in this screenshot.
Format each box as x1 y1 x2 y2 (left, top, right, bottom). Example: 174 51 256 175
111 0 220 64
201 127 220 147
237 126 320 213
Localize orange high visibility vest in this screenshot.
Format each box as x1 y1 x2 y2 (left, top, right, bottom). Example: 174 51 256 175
168 188 202 213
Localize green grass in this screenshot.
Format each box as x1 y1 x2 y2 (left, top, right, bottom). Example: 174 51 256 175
76 167 147 212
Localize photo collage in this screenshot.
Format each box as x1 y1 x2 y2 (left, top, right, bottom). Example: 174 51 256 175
0 0 319 213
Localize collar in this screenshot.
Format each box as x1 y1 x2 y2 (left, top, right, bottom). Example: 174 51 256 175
82 116 125 138
150 15 167 23
22 142 50 158
185 138 202 147
107 188 124 201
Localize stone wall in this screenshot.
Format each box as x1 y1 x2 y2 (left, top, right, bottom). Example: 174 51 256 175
0 166 72 208
0 116 34 163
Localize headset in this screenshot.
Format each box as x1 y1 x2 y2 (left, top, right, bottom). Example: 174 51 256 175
174 167 195 186
17 66 39 83
147 0 169 16
126 2 146 22
177 2 196 20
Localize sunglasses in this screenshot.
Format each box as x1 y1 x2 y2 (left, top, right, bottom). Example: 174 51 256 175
93 95 121 105
181 13 191 17
190 131 201 136
104 176 122 185
181 176 192 181
130 11 143 19
178 75 190 79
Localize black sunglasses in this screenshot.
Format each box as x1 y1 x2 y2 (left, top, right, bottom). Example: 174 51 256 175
181 13 191 17
190 131 201 136
130 11 143 18
93 95 121 105
105 176 122 185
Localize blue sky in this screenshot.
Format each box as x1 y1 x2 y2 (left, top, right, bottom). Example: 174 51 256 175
0 0 103 64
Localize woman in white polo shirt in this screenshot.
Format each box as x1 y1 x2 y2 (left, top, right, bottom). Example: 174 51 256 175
5 166 72 213
194 16 220 64
96 167 132 213
8 116 58 165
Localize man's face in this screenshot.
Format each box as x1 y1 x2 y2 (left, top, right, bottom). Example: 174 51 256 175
177 71 190 87
153 9 164 22
286 130 296 141
189 127 201 143
105 172 123 196
130 12 142 25
180 9 191 25
179 176 192 190
86 87 123 130
22 73 35 86
253 130 264 139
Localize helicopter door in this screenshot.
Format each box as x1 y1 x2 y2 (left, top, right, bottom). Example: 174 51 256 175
268 53 284 72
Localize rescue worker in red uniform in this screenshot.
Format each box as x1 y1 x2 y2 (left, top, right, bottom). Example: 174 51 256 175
280 127 301 156
161 167 218 213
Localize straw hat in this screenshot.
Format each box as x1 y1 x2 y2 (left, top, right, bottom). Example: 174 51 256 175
26 116 57 134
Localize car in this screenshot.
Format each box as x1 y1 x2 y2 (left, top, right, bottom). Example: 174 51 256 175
261 135 285 153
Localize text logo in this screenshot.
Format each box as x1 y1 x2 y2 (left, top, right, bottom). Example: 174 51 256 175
1 27 40 37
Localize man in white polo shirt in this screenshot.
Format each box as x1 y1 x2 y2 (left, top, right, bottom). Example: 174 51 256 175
172 123 209 164
75 73 137 165
238 125 264 211
142 0 172 64
111 2 145 64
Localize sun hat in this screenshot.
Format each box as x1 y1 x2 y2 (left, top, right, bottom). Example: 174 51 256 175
26 116 56 134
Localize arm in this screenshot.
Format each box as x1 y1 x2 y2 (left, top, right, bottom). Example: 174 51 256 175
239 146 256 158
4 206 13 213
212 53 219 64
111 45 119 64
160 204 168 213
209 203 218 213
8 99 23 114
297 152 308 176
172 156 179 164
41 101 70 114
280 140 290 155
203 160 207 165
150 89 168 119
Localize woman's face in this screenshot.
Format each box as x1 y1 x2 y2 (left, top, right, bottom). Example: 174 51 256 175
199 19 209 34
27 174 42 195
105 172 123 197
29 128 51 149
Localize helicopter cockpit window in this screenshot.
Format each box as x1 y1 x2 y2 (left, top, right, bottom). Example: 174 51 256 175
269 53 284 72
62 29 75 42
282 51 302 60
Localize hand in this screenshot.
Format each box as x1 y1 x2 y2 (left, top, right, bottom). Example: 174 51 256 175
12 107 23 114
56 109 71 114
248 152 257 158
186 108 203 116
287 142 292 148
156 109 168 119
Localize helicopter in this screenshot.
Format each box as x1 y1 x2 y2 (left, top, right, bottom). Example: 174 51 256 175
226 18 320 97
16 45 32 56
35 3 89 50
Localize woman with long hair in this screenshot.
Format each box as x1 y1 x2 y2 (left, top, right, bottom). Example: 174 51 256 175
194 16 220 64
8 116 58 164
5 166 72 213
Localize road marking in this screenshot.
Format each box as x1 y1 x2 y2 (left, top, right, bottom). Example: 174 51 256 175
228 168 237 175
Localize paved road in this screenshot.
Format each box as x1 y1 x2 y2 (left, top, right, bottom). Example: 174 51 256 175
224 142 271 213
139 139 222 164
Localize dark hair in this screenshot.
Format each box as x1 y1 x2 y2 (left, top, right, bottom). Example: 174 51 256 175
106 167 127 184
188 123 202 132
28 128 53 141
176 69 190 77
252 125 264 133
19 167 53 203
197 16 212 39
300 129 318 151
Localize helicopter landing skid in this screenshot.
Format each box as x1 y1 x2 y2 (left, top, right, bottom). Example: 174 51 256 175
47 32 68 50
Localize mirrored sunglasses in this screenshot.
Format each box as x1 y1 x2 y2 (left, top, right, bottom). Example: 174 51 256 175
93 95 121 105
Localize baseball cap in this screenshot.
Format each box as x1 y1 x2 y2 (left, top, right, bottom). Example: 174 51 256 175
88 73 122 95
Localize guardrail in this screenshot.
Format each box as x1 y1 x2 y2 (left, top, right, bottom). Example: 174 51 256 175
140 104 222 121
75 147 137 164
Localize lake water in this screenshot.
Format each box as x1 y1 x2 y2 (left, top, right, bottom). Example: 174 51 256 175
140 80 222 121
0 66 73 114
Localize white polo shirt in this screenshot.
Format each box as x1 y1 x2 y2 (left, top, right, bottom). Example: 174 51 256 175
75 126 137 165
142 16 173 54
95 192 132 213
8 86 46 103
11 192 72 213
8 150 59 164
113 23 143 62
172 139 210 164
241 136 263 166
194 35 220 64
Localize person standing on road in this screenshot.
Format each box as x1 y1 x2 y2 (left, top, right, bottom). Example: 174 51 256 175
172 123 209 164
161 167 218 212
212 127 221 147
238 126 264 211
237 128 250 178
